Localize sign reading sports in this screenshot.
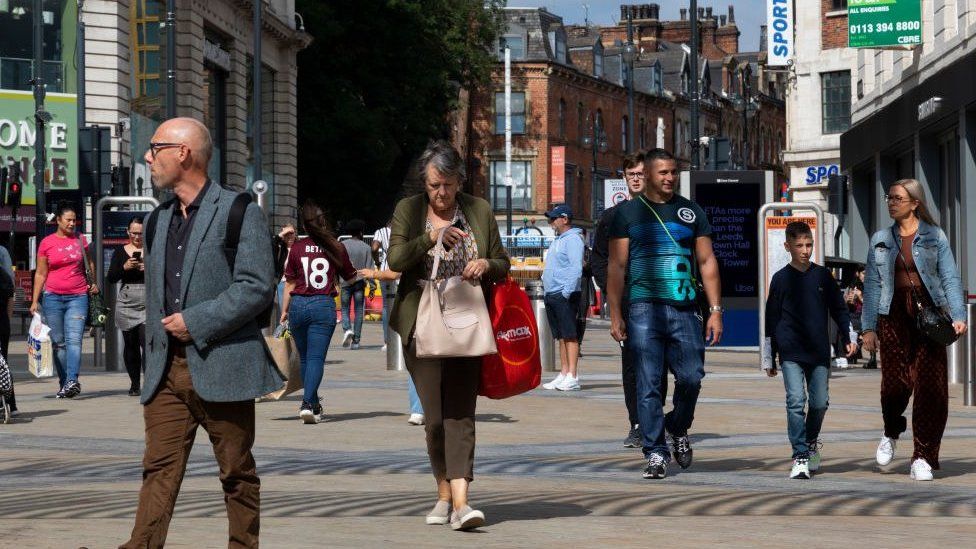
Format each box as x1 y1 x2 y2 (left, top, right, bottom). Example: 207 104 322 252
848 0 922 48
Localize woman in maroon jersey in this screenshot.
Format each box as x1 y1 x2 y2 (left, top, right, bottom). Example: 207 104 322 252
280 200 357 424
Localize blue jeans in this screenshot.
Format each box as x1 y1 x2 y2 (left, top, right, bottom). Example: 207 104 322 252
408 375 423 414
781 361 830 458
628 301 705 460
43 292 89 387
288 295 338 404
340 281 366 343
380 281 397 345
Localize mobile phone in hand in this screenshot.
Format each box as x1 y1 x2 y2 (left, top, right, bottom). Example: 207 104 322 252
133 251 142 261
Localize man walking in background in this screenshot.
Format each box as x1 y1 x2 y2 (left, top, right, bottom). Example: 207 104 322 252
340 219 372 350
541 205 584 391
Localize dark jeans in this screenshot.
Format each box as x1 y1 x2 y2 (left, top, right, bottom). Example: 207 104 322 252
628 301 705 460
288 294 338 404
122 324 146 391
121 351 259 549
340 280 366 343
1 296 13 410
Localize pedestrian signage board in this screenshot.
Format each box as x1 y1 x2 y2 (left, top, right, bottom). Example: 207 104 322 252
848 0 923 48
766 0 793 66
550 146 566 203
603 179 627 210
762 215 819 298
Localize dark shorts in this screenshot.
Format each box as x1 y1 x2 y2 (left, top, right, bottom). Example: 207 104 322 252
545 291 581 340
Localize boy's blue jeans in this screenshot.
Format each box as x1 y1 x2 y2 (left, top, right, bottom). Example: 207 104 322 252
43 291 89 388
628 301 706 461
408 375 423 415
288 295 338 405
781 360 830 458
340 281 366 343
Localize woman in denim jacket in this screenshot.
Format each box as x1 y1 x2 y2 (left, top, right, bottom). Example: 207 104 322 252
861 179 967 481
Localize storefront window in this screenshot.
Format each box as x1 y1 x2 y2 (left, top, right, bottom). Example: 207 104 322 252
0 0 76 93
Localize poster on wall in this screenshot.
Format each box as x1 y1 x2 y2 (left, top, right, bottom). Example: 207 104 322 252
848 0 923 48
550 146 565 203
763 216 820 298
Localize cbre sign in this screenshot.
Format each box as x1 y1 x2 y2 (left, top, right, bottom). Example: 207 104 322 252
766 0 793 67
849 0 923 48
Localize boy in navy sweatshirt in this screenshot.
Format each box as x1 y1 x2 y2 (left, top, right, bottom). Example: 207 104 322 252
764 221 857 479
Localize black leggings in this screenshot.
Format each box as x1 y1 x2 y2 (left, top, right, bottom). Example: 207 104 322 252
122 324 145 390
1 296 12 410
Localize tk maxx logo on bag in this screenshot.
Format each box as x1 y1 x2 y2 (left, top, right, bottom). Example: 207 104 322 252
496 325 532 343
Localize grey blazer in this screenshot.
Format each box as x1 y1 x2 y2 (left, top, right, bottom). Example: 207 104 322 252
142 182 284 403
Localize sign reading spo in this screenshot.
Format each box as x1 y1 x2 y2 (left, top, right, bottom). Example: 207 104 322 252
766 0 793 67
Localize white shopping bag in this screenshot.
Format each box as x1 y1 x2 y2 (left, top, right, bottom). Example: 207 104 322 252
27 313 54 378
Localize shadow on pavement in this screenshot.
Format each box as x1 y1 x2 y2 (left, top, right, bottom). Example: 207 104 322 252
475 413 516 423
480 501 591 524
8 409 68 422
271 411 403 422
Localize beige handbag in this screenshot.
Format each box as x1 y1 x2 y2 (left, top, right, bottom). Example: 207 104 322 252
415 228 497 358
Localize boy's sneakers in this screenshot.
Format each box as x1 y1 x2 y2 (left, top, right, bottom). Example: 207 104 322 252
642 453 668 479
910 458 933 481
556 375 581 391
542 374 566 390
669 431 693 469
623 425 641 448
790 457 811 479
62 380 81 399
807 440 822 472
299 400 323 424
341 330 355 348
351 342 360 350
407 413 425 425
876 435 896 466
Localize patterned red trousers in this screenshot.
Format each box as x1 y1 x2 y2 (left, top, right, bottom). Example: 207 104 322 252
877 287 948 468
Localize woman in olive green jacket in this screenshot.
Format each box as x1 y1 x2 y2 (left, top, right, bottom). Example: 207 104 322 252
388 141 509 531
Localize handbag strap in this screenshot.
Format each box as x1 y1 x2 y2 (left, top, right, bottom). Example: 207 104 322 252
890 226 926 311
430 226 448 281
637 195 703 285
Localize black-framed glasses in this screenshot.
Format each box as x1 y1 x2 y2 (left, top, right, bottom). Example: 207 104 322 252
148 142 183 158
884 194 912 204
625 171 644 180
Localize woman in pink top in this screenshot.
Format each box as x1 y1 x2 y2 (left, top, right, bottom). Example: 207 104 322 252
30 203 98 399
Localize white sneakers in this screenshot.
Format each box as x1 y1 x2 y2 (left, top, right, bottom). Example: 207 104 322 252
407 413 425 425
542 373 581 391
542 374 565 390
910 458 933 481
876 435 896 466
341 330 354 347
790 458 810 479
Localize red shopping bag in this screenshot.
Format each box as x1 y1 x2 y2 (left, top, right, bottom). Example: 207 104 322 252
480 278 541 399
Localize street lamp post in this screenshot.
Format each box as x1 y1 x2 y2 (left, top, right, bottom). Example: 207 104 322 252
689 0 701 170
733 64 758 170
32 0 48 251
581 113 608 216
623 12 637 153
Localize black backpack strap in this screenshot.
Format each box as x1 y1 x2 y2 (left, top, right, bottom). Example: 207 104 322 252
223 193 253 270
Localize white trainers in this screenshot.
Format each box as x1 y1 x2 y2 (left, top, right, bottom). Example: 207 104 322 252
407 413 425 425
876 435 896 466
342 330 354 348
542 374 566 390
790 457 811 479
556 375 581 391
910 458 933 481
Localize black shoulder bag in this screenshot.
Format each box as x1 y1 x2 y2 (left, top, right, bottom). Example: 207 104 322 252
892 227 958 346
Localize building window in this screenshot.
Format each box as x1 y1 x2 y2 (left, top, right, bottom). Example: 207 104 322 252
821 70 851 134
594 51 603 78
577 102 585 145
621 116 629 153
247 57 276 189
494 91 526 135
498 35 525 60
490 160 532 211
681 71 689 95
831 0 848 9
0 0 74 93
549 31 567 63
652 65 663 94
639 117 646 148
558 98 566 138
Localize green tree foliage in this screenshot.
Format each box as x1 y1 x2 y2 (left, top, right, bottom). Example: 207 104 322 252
295 0 504 228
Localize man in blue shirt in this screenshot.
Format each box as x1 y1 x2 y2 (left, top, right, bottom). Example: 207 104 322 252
541 204 585 391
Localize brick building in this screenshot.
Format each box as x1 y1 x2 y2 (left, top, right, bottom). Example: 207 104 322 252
465 5 786 230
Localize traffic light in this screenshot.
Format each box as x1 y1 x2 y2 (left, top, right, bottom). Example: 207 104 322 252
827 174 848 216
7 164 22 209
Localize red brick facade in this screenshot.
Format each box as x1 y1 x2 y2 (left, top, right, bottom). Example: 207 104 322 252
822 0 849 49
605 6 740 61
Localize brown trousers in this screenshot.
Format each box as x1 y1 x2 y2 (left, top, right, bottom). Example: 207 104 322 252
877 287 949 468
404 339 481 482
120 350 260 549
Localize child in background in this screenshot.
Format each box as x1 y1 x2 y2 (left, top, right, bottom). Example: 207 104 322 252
764 221 858 479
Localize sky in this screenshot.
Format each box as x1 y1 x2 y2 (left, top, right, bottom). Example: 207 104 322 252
509 0 767 52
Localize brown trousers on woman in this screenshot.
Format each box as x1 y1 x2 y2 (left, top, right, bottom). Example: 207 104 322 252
404 339 481 482
877 287 949 468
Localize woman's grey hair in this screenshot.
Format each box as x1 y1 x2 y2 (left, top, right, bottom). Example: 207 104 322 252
891 178 938 227
418 140 465 184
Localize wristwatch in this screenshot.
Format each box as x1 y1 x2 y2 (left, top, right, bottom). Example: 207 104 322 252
709 305 724 314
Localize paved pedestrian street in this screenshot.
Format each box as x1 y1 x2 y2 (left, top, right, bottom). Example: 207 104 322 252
2 322 975 547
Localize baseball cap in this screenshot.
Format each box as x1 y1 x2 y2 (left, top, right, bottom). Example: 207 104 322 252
545 204 573 220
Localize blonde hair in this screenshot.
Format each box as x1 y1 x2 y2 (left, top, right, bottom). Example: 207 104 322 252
890 178 938 227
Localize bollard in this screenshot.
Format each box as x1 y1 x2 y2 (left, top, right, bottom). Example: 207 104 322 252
525 280 556 372
965 303 975 406
387 330 406 371
949 318 967 384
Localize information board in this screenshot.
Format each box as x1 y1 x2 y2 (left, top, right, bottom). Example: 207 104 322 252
762 216 819 298
603 179 628 210
848 0 922 48
694 179 761 298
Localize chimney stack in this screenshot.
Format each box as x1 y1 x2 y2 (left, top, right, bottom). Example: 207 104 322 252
680 8 687 20
620 5 628 21
705 7 713 19
720 15 727 26
649 3 660 20
760 25 767 51
635 5 645 19
698 7 705 19
728 5 735 24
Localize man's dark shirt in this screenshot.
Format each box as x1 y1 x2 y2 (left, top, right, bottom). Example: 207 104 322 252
591 203 622 293
164 179 212 317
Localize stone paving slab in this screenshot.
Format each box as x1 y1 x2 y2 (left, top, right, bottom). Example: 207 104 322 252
2 322 976 547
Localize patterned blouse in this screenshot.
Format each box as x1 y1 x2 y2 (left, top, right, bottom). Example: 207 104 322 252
424 207 479 281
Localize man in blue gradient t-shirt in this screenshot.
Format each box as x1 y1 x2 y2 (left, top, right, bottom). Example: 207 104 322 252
606 148 724 480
